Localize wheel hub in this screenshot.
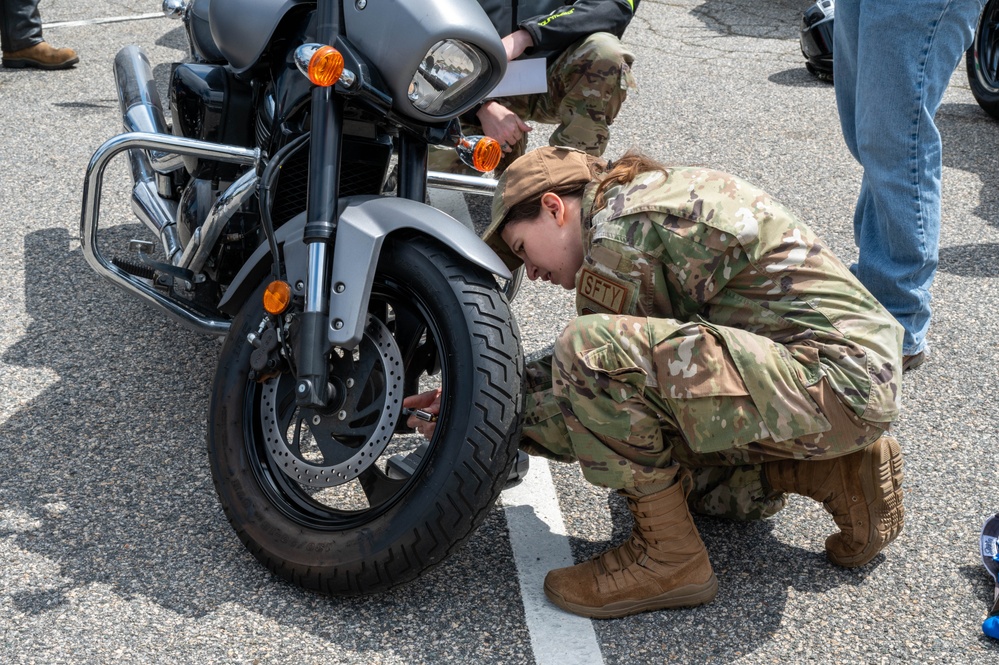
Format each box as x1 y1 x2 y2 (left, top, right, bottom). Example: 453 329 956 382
260 314 404 487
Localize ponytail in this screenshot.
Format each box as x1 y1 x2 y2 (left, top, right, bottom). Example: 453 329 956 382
591 150 669 211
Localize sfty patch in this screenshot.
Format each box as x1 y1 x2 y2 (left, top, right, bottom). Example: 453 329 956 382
578 267 633 314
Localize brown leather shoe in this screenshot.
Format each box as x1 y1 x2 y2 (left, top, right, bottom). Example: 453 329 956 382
764 434 904 567
2 42 79 70
543 480 718 619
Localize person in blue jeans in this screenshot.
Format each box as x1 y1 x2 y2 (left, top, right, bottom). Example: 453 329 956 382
834 0 984 371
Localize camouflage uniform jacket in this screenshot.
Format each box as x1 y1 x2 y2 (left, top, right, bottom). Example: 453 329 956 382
572 167 904 426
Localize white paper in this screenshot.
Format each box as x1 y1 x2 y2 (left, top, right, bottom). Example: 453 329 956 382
487 58 548 98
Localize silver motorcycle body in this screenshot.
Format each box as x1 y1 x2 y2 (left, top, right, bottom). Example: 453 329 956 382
80 0 526 595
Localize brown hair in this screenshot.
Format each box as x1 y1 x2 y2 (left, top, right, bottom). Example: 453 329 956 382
591 150 669 212
498 150 669 234
500 182 588 233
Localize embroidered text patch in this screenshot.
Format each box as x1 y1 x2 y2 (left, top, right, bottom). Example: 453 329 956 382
578 268 630 314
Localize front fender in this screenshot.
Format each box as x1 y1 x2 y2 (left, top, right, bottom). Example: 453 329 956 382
219 196 511 348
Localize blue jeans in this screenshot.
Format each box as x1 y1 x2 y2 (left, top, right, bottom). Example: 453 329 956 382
834 0 983 355
0 0 43 52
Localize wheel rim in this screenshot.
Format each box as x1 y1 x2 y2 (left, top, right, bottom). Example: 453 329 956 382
243 275 451 531
975 4 999 93
259 314 404 487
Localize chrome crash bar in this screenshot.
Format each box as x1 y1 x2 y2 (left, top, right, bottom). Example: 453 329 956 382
80 131 259 336
427 170 498 196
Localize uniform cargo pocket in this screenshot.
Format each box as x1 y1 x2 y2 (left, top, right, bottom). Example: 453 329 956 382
654 323 830 453
580 342 651 403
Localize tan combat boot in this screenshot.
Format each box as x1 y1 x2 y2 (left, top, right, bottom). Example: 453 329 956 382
2 42 79 70
764 434 904 567
543 480 718 619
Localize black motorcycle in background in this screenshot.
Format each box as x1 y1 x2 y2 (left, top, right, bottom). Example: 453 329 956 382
968 0 999 118
80 0 525 594
800 0 834 82
804 0 999 119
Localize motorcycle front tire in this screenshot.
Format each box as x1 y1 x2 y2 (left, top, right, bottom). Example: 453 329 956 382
207 235 524 595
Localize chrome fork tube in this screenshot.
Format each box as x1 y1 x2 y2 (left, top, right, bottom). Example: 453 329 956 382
295 78 344 408
305 243 329 313
294 2 344 408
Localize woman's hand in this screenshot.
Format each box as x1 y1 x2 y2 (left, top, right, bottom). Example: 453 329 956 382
477 30 535 153
403 388 441 439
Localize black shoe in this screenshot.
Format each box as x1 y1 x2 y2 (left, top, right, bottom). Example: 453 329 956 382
902 351 925 373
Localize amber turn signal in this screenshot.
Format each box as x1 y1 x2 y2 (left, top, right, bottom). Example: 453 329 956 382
471 137 502 172
307 45 344 87
263 280 292 315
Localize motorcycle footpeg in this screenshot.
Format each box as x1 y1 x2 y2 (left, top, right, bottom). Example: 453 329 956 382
387 444 530 490
138 253 197 283
112 255 156 280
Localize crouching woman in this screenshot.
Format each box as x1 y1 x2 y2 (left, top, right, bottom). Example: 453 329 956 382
407 146 906 619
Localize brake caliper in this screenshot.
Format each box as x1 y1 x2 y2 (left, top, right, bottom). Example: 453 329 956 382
247 316 287 381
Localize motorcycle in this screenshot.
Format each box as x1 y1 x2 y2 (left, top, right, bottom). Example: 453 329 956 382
800 0 834 82
80 0 527 595
968 0 999 119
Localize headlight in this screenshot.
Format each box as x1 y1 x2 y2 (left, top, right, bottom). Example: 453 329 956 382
408 40 491 117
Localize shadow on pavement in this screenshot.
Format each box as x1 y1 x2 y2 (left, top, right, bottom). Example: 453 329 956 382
539 487 869 662
0 227 530 661
691 0 809 41
767 66 832 88
937 102 999 276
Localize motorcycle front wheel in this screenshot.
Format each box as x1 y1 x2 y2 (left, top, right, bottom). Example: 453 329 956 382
208 235 523 594
968 0 999 119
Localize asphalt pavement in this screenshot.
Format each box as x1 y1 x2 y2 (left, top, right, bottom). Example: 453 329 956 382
1 1 998 663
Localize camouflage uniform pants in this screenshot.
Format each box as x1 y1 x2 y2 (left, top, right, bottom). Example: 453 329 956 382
429 32 636 173
521 315 887 520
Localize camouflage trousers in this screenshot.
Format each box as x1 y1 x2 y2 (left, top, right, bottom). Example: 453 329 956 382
429 32 636 173
521 315 887 520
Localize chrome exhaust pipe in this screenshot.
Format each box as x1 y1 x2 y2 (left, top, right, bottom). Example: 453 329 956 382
113 45 186 264
114 45 185 173
178 167 259 275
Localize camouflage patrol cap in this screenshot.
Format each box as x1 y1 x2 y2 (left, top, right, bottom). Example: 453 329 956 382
483 146 597 271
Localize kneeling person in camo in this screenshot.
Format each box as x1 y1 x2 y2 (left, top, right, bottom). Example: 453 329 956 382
406 146 906 619
431 0 639 174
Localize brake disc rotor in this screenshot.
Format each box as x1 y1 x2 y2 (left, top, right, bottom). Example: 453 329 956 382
260 314 404 487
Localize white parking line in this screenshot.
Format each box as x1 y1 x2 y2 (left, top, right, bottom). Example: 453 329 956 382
501 458 605 665
425 186 605 662
43 13 163 30
47 14 596 649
